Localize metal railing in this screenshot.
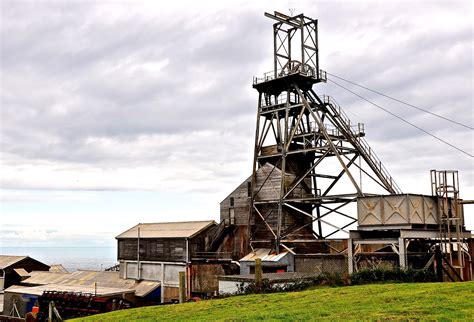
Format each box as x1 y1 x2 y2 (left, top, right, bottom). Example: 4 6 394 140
295 120 363 137
259 91 296 107
254 67 327 85
191 252 233 260
322 95 402 194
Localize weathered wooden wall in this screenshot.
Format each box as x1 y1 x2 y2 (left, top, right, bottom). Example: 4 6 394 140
212 226 249 260
251 163 315 244
220 175 251 226
118 226 214 263
218 161 317 257
2 258 50 290
189 263 226 295
118 238 186 262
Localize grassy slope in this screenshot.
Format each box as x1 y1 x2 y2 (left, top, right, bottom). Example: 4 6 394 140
72 282 474 321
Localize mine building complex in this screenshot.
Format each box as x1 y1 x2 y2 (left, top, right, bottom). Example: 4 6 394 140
1 11 473 319
113 11 473 301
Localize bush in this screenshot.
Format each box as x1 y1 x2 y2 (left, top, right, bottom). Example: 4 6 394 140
235 272 347 295
350 268 437 285
228 268 436 297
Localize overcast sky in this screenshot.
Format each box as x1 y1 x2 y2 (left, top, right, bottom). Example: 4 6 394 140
0 0 472 247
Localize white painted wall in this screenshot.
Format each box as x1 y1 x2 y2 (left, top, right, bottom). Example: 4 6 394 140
218 280 247 295
120 260 185 285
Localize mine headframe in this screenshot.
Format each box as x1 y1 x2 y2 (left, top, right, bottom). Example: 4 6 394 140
249 11 402 254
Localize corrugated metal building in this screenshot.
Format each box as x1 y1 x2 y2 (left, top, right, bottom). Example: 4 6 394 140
239 248 294 274
3 270 160 317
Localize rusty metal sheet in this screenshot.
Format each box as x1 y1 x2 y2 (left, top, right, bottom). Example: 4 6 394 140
23 270 160 298
358 194 440 227
423 196 438 224
408 195 424 224
357 196 383 226
383 195 409 225
240 248 289 262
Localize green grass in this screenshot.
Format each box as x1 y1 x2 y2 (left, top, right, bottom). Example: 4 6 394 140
71 282 474 321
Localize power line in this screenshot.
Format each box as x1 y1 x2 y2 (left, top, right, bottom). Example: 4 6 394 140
327 72 474 130
327 78 473 158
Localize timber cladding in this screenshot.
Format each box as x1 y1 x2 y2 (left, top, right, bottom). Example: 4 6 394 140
189 264 225 294
219 161 316 256
116 222 216 263
118 238 186 262
220 176 251 226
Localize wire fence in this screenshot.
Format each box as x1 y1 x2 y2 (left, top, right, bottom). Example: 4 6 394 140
295 255 348 275
188 256 349 298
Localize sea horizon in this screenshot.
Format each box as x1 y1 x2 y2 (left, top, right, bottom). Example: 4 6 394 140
0 246 118 272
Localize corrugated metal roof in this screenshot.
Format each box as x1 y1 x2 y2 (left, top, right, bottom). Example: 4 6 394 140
49 264 69 273
0 255 49 270
116 220 216 239
5 284 134 297
13 268 30 277
219 272 317 282
0 255 27 269
240 249 290 262
21 270 160 297
220 163 281 203
134 280 161 297
22 271 70 285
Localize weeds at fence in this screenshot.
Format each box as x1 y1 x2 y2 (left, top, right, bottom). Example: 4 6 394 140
229 268 436 296
350 268 437 285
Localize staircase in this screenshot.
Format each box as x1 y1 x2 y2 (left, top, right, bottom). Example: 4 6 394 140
206 220 232 252
312 94 402 195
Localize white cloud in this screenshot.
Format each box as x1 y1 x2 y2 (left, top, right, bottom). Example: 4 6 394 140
0 0 473 246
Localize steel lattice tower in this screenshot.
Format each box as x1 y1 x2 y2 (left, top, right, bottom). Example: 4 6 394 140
249 11 402 253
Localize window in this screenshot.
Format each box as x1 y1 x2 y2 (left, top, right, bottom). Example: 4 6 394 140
229 208 235 225
174 247 184 259
229 197 234 207
150 241 164 259
247 181 252 197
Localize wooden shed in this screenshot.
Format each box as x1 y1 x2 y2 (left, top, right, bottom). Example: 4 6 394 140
0 255 50 291
116 220 217 303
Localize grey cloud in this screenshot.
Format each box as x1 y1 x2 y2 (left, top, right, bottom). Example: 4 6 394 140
0 1 472 193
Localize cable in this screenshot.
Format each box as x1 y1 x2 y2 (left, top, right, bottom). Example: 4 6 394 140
327 72 474 130
327 78 473 158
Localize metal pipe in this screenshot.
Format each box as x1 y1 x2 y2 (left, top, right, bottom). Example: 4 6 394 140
137 226 141 280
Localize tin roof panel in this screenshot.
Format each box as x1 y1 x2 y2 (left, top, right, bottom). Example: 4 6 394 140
116 220 216 239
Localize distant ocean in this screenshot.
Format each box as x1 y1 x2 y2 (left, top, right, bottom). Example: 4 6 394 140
0 247 117 272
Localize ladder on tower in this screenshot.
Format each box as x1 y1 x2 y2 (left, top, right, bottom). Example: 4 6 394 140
431 170 466 281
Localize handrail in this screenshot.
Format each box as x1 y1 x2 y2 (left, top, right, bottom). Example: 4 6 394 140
191 252 233 259
208 220 226 247
321 95 402 194
254 90 401 194
294 121 362 137
254 67 327 85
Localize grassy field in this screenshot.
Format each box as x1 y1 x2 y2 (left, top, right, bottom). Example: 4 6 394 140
71 282 473 321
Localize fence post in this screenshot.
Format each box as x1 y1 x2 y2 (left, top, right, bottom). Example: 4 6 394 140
48 301 52 322
435 245 443 282
179 271 186 303
255 258 263 293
